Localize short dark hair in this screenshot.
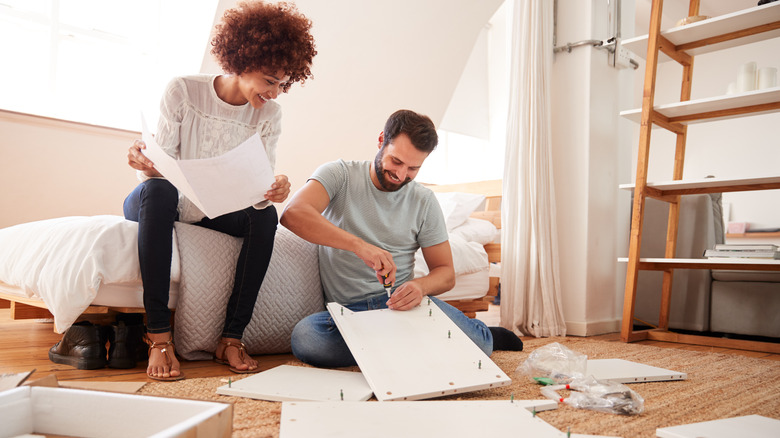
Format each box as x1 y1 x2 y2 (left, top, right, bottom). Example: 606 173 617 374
211 1 317 93
382 110 438 153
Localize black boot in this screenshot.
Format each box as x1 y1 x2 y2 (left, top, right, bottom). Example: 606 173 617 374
48 321 108 370
107 320 147 369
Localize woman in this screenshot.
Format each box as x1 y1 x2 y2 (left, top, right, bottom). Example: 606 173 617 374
125 1 316 380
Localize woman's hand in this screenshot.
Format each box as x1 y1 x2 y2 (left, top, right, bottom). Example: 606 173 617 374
127 139 161 178
265 174 291 203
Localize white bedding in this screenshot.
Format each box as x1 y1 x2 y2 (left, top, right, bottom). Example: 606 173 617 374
0 216 179 333
414 231 494 302
436 269 491 301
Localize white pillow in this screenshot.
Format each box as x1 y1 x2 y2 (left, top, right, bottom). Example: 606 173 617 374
434 192 486 231
414 234 489 277
450 217 498 245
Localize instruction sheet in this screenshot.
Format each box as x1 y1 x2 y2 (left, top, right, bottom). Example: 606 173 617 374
141 116 275 219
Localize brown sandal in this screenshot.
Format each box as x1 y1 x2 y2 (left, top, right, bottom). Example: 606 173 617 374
146 337 185 381
214 339 259 374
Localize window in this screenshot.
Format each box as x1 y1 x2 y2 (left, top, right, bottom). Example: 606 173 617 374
0 0 217 131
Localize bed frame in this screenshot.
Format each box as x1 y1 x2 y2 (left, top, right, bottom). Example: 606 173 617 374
424 179 501 318
0 282 143 322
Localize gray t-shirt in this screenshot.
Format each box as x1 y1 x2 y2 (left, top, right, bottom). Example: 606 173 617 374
311 159 448 304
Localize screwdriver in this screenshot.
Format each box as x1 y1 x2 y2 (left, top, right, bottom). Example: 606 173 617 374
383 273 392 297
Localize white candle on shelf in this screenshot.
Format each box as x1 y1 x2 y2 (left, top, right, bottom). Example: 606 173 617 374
758 67 777 89
736 61 757 93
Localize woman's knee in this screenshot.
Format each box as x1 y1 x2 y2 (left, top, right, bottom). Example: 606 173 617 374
141 179 179 206
245 206 278 241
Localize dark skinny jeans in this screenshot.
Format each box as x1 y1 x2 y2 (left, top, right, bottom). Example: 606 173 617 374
123 179 277 338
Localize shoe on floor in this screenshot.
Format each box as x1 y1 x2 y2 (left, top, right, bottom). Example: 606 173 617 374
107 320 147 369
489 326 524 351
48 321 108 370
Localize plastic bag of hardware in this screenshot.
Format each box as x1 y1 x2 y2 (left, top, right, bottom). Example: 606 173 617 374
540 376 645 415
517 342 587 384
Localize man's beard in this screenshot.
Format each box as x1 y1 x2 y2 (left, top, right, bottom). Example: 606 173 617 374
374 152 411 191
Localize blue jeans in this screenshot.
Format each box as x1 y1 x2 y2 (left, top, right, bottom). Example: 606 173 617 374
123 179 278 338
290 295 494 368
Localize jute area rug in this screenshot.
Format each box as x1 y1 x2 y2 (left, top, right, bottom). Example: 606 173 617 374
139 337 780 438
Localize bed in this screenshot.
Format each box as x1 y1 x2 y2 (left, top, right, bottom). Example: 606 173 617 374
0 180 502 347
422 179 502 317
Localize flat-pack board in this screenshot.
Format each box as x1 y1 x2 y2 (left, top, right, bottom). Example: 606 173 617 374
586 358 687 383
280 400 561 437
656 414 780 438
0 386 232 438
216 365 373 402
327 301 511 401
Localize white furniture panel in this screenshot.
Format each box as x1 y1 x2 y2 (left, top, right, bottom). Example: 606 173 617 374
328 301 511 401
280 400 564 438
656 415 780 438
216 365 373 402
586 359 686 383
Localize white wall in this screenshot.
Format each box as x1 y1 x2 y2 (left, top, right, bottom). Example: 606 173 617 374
551 0 636 336
0 111 139 229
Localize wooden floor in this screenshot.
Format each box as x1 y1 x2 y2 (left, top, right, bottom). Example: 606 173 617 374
1 304 777 384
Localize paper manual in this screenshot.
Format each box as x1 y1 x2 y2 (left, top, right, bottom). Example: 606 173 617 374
141 116 276 219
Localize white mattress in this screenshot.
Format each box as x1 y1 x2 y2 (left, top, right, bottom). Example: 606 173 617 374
0 280 178 310
437 268 490 301
91 281 179 309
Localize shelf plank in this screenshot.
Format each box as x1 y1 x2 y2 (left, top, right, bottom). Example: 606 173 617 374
623 2 780 62
645 330 780 354
620 87 780 125
617 257 780 271
727 232 780 238
619 175 780 196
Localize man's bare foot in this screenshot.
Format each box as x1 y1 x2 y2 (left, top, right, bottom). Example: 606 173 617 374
215 338 259 374
146 332 184 381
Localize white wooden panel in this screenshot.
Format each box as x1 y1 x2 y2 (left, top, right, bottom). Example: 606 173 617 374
280 400 565 438
617 257 780 268
619 175 780 191
327 301 511 401
656 415 780 438
623 2 780 61
215 365 373 402
620 87 780 125
586 359 686 383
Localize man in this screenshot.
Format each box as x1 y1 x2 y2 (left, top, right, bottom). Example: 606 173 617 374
280 109 522 368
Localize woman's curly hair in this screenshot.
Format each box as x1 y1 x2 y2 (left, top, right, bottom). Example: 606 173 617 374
211 1 316 92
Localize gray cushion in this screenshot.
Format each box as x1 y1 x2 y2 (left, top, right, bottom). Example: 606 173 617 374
173 223 325 360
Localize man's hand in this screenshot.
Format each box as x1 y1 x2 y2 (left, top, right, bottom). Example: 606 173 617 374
354 241 396 283
386 280 424 311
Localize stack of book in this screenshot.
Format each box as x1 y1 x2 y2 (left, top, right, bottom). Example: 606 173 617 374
703 243 780 260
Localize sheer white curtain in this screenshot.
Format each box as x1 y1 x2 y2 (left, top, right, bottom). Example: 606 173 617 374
500 0 566 337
